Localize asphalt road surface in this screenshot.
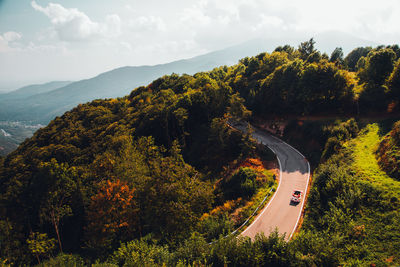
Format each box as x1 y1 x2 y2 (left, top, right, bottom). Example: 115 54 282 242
235 123 310 240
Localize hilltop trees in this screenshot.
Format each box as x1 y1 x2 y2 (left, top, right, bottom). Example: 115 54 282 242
358 48 397 110
299 61 354 113
344 47 372 71
274 44 295 55
358 49 396 85
252 58 354 115
330 47 344 65
387 59 400 104
298 38 316 61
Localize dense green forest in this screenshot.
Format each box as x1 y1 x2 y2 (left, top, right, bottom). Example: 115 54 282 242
1 39 400 266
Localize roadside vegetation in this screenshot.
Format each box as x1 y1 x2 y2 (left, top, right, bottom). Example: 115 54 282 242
377 121 400 180
1 40 400 266
302 121 400 266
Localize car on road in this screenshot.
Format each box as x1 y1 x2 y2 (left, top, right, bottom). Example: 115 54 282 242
290 190 302 203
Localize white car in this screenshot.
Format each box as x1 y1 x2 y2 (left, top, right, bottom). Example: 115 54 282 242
290 190 302 203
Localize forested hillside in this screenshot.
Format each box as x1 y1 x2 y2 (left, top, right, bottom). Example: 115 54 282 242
1 40 400 266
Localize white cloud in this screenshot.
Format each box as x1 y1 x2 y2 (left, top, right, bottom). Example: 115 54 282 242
174 0 400 51
31 1 121 42
119 41 132 51
279 0 400 39
0 31 22 52
181 6 212 26
105 14 122 37
0 37 9 52
3 31 22 42
175 0 296 50
128 16 166 32
252 14 284 32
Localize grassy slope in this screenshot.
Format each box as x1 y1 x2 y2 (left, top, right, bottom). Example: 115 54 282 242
347 124 400 264
351 124 400 198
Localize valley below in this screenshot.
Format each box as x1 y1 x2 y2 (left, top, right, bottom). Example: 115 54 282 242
0 121 43 156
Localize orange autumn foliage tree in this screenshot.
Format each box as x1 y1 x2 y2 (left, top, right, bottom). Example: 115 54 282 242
86 179 139 249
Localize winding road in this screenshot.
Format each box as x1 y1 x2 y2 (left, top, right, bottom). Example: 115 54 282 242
234 123 310 240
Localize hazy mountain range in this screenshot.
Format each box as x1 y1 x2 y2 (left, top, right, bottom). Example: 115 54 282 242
0 32 378 156
0 32 377 125
0 81 72 100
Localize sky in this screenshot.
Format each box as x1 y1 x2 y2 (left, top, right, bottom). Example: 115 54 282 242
0 0 399 92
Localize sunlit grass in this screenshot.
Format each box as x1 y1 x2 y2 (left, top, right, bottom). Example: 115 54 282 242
338 123 400 264
349 123 400 198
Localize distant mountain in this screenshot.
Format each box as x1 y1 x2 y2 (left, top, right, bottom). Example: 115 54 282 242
0 43 269 124
0 31 378 124
0 81 72 100
313 31 379 54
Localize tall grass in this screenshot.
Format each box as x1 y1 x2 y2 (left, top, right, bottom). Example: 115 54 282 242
350 123 400 199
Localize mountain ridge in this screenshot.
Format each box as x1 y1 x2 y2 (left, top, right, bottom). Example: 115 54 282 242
0 32 378 124
0 81 72 100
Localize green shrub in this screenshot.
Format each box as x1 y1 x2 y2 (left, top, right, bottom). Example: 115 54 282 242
197 213 234 242
221 167 258 199
109 237 172 267
37 254 86 267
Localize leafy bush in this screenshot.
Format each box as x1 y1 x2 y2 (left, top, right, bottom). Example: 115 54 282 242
197 213 234 242
109 237 172 267
221 167 258 199
37 254 85 267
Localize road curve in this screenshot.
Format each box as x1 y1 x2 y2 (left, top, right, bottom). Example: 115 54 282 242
235 123 310 240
